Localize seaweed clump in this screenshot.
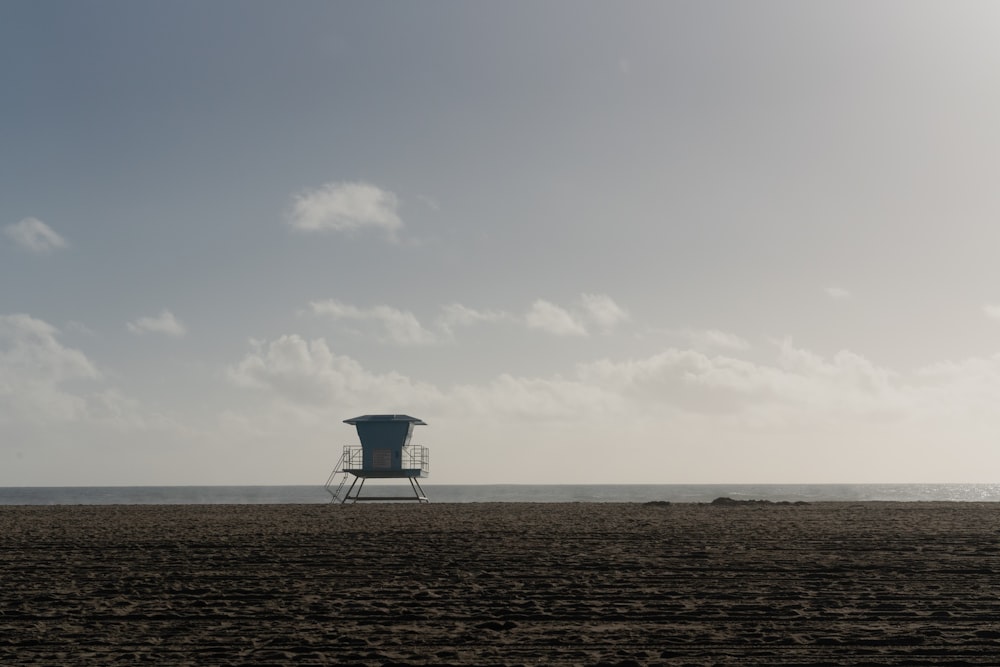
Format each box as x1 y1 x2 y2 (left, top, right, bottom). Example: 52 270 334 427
710 497 809 506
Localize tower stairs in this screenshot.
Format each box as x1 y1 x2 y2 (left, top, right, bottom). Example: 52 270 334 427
324 451 350 503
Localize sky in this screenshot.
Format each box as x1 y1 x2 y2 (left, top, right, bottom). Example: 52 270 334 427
4 1 1000 486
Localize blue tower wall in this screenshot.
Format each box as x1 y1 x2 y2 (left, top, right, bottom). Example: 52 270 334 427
356 421 413 471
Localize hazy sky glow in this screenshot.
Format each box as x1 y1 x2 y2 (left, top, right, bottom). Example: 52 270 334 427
4 1 1000 485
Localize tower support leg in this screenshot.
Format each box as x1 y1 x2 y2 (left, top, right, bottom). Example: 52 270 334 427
342 476 361 505
409 477 429 503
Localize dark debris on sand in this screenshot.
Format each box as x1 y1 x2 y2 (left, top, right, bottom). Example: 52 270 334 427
710 496 810 506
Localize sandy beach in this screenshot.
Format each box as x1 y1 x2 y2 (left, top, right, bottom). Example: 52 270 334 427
3 501 1000 665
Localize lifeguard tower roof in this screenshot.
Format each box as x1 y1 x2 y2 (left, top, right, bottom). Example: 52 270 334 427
344 414 427 425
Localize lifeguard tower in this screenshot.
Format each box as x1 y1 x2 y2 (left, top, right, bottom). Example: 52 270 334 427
325 414 430 504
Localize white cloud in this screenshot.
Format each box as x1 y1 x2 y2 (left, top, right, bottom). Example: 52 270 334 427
229 334 614 423
0 314 98 423
223 333 927 428
983 304 1000 321
228 334 440 407
309 299 439 346
579 349 768 414
575 338 915 422
4 217 68 253
580 293 629 330
127 310 187 337
0 314 98 382
288 181 402 239
525 299 588 336
825 286 851 300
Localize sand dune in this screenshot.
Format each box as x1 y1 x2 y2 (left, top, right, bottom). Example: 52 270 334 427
3 502 1000 665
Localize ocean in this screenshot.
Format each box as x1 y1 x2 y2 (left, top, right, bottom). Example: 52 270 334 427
2 483 1000 505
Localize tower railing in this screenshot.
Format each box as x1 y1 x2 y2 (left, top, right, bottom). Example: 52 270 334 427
341 445 364 470
409 445 430 473
339 445 430 473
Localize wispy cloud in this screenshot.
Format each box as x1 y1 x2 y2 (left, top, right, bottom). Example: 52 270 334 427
580 293 629 331
417 194 440 211
309 299 439 346
525 299 588 336
307 294 629 344
825 286 851 300
66 321 98 337
437 303 509 336
288 181 402 240
683 328 751 351
983 304 1000 322
1 313 181 434
127 310 187 337
4 217 68 253
524 294 629 337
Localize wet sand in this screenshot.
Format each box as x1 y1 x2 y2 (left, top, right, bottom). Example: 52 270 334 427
3 501 1000 665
